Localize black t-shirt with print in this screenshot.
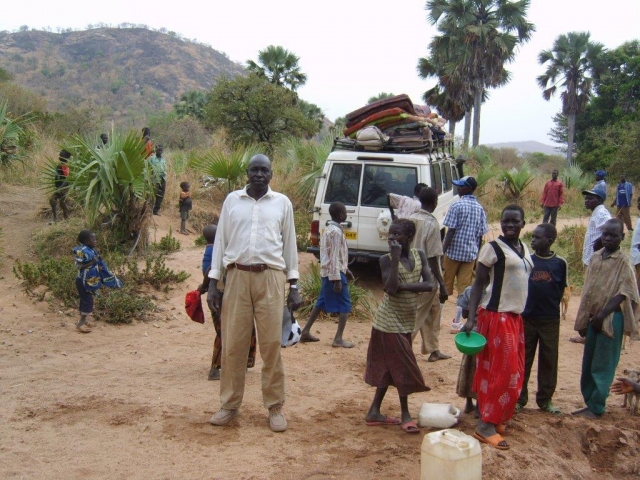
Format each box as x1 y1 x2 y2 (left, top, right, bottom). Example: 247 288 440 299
522 253 567 321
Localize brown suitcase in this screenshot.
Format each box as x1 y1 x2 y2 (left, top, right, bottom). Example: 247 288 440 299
345 94 416 127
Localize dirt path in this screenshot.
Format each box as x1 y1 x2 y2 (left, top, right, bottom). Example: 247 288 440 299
1 189 639 479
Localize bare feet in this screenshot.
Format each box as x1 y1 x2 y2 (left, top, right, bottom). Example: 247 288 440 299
569 336 585 344
464 398 475 414
179 230 189 235
332 339 354 348
427 350 451 362
300 333 319 343
571 407 601 418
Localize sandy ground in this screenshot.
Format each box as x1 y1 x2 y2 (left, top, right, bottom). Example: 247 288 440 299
1 184 640 480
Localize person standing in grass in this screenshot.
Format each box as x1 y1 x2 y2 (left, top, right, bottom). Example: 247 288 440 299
300 201 354 348
409 186 450 362
364 218 434 434
463 205 532 450
540 169 564 226
49 149 71 223
149 145 167 215
516 223 567 415
572 219 640 419
178 182 192 235
612 174 634 233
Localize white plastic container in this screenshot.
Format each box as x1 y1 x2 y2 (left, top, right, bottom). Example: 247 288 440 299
418 403 461 429
421 429 482 480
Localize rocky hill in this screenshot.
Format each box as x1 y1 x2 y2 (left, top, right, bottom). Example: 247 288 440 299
0 28 245 122
485 140 561 156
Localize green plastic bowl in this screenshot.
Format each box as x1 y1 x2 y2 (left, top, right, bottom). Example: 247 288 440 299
454 331 487 355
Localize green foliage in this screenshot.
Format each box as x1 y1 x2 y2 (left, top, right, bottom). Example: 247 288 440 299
95 288 154 324
154 229 180 253
125 254 189 291
45 130 155 248
500 163 536 201
297 262 375 319
173 89 210 122
298 99 325 131
246 45 307 91
561 165 590 191
0 99 33 167
193 234 207 247
191 144 262 194
147 111 210 150
293 210 312 253
204 74 319 150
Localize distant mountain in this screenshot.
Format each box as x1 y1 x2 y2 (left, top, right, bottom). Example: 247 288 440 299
485 141 562 156
0 28 245 122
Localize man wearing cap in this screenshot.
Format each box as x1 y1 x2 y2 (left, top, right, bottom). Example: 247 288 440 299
207 153 302 432
611 174 634 233
541 169 564 226
594 170 607 193
442 176 489 297
569 185 613 345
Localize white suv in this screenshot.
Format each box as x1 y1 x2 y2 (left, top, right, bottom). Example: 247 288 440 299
308 149 464 263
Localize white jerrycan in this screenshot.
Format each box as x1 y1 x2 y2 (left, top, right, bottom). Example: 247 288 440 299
421 429 482 480
418 403 460 429
376 209 392 239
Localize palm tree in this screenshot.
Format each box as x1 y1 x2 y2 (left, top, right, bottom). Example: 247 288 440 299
192 144 263 194
422 85 465 137
537 32 606 167
174 90 209 122
246 45 307 92
426 0 535 146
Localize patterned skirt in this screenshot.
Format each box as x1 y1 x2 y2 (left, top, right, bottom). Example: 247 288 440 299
472 308 524 425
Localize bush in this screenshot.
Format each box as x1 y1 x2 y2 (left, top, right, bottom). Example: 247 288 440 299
297 262 375 319
154 229 180 253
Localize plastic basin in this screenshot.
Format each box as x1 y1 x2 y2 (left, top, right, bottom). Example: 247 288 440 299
454 332 486 355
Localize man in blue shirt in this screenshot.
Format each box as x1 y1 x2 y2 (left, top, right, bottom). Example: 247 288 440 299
611 174 634 232
442 176 489 297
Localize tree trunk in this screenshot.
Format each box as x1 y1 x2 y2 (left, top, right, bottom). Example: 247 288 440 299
566 113 576 168
449 120 456 138
472 89 482 147
463 109 472 150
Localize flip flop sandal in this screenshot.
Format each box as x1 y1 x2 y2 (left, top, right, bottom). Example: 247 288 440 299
365 416 401 427
401 421 420 434
473 431 510 450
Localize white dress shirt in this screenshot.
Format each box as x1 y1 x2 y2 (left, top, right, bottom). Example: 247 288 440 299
209 186 299 281
582 204 612 266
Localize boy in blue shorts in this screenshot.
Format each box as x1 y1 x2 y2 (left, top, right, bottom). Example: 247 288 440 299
516 223 567 414
300 202 354 348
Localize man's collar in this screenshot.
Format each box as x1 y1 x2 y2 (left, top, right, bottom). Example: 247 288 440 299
240 185 273 198
327 220 343 229
600 247 621 259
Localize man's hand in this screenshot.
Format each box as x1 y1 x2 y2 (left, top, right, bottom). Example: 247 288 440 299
333 280 343 294
287 287 302 311
590 313 605 333
197 283 208 295
389 240 401 261
207 286 222 314
438 284 448 304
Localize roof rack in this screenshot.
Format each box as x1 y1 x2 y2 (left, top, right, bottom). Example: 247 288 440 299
332 137 455 156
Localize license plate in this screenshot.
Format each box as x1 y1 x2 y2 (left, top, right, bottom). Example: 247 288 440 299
344 231 357 240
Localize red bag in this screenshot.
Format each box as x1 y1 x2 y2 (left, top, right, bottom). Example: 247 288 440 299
185 290 205 324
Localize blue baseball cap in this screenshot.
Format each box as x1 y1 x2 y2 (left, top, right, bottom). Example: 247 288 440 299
452 176 478 190
582 185 607 200
594 170 607 177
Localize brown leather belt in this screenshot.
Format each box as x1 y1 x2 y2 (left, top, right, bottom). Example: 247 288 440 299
227 263 270 272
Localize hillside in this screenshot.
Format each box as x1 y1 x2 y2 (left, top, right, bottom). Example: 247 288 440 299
0 28 245 122
485 140 561 156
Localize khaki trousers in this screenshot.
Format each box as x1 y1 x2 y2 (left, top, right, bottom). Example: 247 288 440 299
220 267 286 410
443 255 475 297
412 288 442 354
616 206 633 231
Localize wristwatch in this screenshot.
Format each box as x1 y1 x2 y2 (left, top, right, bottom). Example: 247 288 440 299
289 284 298 290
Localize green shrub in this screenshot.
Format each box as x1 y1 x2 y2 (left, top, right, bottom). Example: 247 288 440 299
154 229 180 253
193 234 207 247
294 209 312 252
297 262 375 319
95 288 154 324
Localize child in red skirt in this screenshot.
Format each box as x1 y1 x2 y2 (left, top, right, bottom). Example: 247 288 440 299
364 219 435 434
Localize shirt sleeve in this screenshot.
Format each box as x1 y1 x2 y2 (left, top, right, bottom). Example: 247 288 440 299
388 193 401 209
477 242 497 268
541 182 549 204
281 198 299 281
443 202 458 228
480 209 489 236
559 183 565 206
208 199 229 281
424 221 444 258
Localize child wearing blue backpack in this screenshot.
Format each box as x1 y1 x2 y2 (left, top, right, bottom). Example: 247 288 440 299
73 230 123 333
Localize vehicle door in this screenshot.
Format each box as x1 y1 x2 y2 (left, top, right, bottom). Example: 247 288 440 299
358 163 418 253
320 162 361 248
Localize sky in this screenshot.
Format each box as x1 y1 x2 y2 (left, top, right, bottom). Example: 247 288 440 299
1 0 639 146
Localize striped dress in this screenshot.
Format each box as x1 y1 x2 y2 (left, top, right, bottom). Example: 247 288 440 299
365 249 430 396
373 249 422 334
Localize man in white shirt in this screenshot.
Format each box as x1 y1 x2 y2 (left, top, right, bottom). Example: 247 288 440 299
387 183 426 219
631 197 640 293
571 185 612 344
207 154 302 432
